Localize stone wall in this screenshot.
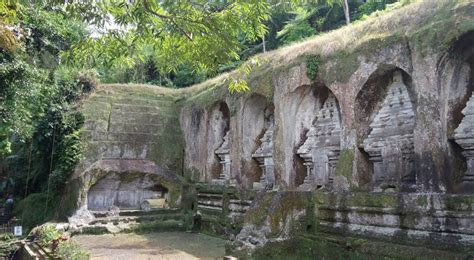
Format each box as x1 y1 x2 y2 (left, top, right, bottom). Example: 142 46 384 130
60 86 186 216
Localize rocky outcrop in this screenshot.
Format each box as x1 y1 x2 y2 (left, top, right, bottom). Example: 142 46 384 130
59 86 186 218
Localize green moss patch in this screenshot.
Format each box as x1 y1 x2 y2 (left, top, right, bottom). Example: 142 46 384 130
249 232 472 260
244 192 312 238
335 149 355 179
445 195 474 211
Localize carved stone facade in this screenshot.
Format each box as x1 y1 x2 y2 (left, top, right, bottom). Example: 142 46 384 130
297 93 341 190
214 131 231 185
454 92 474 184
362 71 416 191
252 108 275 190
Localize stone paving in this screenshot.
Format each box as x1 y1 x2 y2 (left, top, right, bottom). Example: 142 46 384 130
73 232 226 260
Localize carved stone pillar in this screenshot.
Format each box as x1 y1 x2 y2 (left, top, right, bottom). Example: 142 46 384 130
297 93 341 190
362 71 416 191
252 127 275 190
297 127 316 185
454 91 474 184
214 131 231 185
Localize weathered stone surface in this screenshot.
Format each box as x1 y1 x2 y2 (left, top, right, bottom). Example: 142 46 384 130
315 192 474 247
214 131 231 185
87 172 168 210
455 92 474 184
252 107 275 190
62 158 184 223
362 71 416 191
297 93 341 190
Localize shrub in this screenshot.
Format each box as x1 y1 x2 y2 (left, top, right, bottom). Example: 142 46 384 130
55 240 89 260
305 55 321 80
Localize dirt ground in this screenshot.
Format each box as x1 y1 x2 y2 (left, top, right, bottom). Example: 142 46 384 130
73 232 227 260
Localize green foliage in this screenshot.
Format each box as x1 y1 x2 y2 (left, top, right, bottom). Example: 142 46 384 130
228 79 250 94
37 224 62 247
0 53 50 153
13 193 57 232
21 8 87 68
0 25 20 53
0 232 19 258
50 129 83 193
1 6 93 231
278 8 317 45
53 1 270 75
353 0 398 21
228 58 262 93
0 5 89 156
35 224 89 259
305 55 321 80
55 240 89 260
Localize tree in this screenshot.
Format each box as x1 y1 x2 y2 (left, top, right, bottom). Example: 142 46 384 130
342 0 350 24
43 0 271 77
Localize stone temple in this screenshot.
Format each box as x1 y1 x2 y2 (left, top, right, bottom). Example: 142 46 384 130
362 71 416 191
59 2 474 258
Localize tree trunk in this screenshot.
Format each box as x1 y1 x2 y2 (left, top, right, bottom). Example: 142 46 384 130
343 0 350 25
262 35 266 53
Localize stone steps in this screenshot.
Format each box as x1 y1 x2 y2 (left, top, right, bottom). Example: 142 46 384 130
91 208 181 218
88 95 178 106
79 219 186 235
77 209 186 235
88 213 183 225
84 120 166 134
93 89 176 99
81 131 161 143
197 192 224 212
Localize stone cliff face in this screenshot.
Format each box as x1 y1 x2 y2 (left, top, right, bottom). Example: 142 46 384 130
59 86 185 217
64 0 474 256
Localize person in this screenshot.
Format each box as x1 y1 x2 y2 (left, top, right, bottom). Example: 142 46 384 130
192 211 202 233
4 195 13 220
5 195 13 205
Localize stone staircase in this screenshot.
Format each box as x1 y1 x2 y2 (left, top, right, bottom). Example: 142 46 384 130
77 208 187 235
197 192 224 212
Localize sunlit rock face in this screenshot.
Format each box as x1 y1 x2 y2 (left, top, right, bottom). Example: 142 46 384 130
87 173 168 210
297 93 341 190
214 131 231 185
362 71 416 191
455 92 474 184
252 107 275 190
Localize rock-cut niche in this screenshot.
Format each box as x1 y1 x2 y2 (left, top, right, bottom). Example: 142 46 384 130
208 102 231 184
441 30 474 192
251 103 275 190
240 94 275 190
296 86 341 190
87 173 169 211
357 68 416 192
